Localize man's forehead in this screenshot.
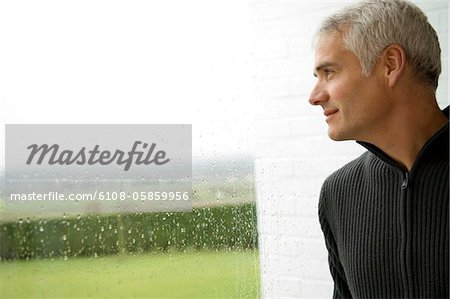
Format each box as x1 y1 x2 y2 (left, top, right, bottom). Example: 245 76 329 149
313 31 350 67
315 31 345 56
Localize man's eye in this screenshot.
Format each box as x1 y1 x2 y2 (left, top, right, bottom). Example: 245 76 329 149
322 69 336 80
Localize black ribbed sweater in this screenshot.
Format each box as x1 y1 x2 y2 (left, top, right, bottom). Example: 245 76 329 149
319 109 449 298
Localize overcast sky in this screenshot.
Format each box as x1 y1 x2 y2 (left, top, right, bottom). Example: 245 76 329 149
0 0 254 164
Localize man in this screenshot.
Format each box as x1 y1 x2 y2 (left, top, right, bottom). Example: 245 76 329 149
309 0 448 298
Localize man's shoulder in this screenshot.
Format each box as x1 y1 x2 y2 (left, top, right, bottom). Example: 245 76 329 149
319 151 376 217
322 151 372 189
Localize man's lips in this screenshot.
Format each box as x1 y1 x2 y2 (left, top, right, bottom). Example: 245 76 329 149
323 109 338 117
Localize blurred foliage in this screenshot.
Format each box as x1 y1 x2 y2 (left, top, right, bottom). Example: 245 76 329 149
0 203 258 260
192 180 255 206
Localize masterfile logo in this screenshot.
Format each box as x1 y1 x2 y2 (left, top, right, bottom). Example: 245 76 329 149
26 141 170 171
4 124 192 213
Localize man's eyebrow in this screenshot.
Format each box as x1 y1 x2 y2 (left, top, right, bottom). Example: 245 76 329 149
313 62 337 77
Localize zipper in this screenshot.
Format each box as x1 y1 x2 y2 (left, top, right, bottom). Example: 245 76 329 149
400 171 413 297
401 172 409 189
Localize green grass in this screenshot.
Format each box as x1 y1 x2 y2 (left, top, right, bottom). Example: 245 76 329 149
0 250 260 299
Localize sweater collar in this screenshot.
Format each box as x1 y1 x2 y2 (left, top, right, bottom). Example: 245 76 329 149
356 106 449 172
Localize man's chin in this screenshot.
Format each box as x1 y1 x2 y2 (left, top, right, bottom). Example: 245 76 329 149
327 128 353 141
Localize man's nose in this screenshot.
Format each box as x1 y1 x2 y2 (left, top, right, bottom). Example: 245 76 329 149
308 83 328 106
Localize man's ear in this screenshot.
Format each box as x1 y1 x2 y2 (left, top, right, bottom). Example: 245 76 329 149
382 44 406 88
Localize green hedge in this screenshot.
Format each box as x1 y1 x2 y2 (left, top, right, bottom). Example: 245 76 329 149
0 203 258 260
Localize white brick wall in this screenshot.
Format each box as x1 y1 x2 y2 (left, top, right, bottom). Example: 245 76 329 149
252 1 449 298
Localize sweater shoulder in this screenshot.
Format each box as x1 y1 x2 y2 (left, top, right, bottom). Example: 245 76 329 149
319 151 375 208
318 151 373 235
319 151 379 217
322 151 371 190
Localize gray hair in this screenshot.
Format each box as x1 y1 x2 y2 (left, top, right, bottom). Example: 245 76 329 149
318 0 441 89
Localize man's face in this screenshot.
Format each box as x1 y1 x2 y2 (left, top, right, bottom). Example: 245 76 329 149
309 31 389 142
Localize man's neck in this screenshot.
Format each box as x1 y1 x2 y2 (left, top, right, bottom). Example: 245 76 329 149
363 102 448 172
